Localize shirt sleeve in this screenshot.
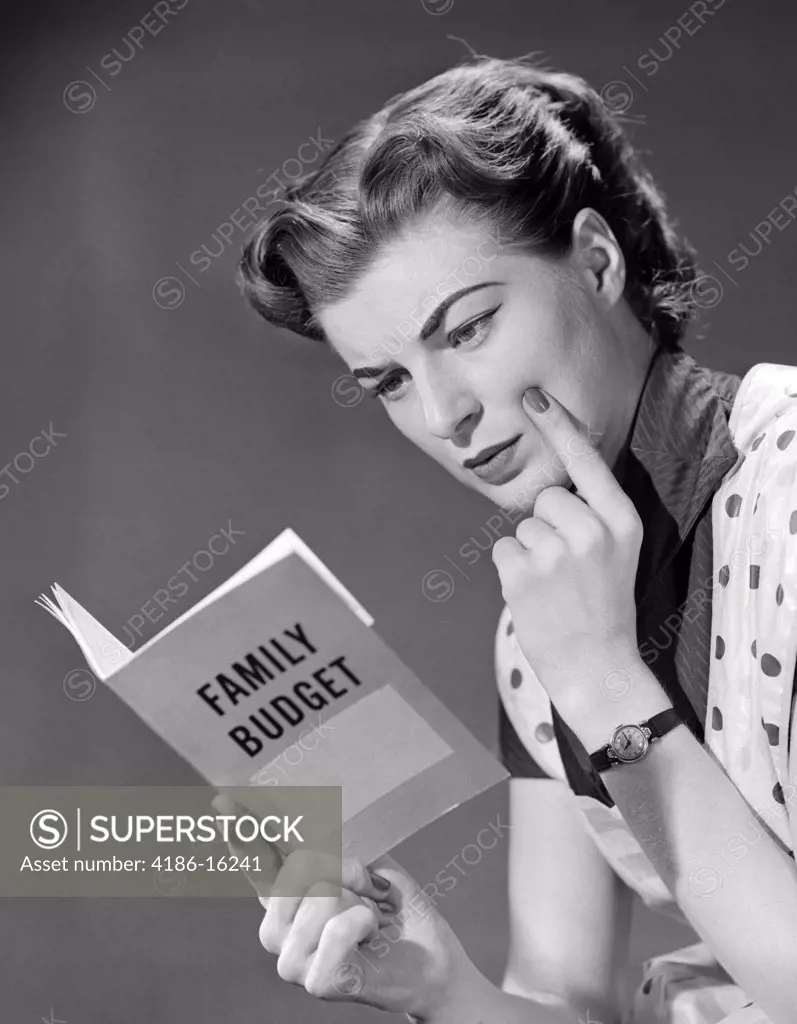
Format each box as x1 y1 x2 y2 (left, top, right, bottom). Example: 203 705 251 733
494 604 559 780
498 699 554 777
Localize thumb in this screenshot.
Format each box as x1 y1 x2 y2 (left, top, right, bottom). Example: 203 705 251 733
211 791 283 902
366 853 437 921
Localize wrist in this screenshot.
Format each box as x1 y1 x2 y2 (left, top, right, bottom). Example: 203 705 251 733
409 949 492 1023
555 649 674 752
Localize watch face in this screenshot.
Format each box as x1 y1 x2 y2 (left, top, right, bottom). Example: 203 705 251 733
611 725 648 762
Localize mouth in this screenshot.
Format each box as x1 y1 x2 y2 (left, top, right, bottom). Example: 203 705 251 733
464 434 523 483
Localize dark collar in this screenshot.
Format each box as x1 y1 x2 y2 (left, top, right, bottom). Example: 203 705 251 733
614 345 742 605
551 346 744 808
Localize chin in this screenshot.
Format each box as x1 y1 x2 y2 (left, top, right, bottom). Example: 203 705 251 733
493 465 573 514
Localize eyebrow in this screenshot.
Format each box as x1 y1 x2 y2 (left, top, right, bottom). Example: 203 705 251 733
351 281 500 380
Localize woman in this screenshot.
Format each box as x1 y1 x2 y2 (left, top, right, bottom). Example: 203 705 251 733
231 56 797 1023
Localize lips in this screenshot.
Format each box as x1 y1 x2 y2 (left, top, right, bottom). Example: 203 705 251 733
464 435 522 470
464 435 523 485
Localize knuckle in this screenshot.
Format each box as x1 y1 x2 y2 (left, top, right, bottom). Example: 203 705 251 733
510 536 528 561
284 848 316 874
499 565 524 596
616 507 643 541
572 518 605 552
550 446 571 470
537 483 566 503
304 971 332 1000
276 952 304 985
491 536 513 559
259 915 282 955
536 544 563 572
323 913 355 945
341 856 369 891
359 894 379 915
280 848 328 890
307 880 339 900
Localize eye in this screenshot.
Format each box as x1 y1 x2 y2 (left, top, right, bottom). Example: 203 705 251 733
370 370 410 402
366 306 501 404
449 307 500 348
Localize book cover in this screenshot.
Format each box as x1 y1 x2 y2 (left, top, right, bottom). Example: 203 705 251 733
39 536 507 865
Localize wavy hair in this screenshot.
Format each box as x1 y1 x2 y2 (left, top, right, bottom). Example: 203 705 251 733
238 55 697 348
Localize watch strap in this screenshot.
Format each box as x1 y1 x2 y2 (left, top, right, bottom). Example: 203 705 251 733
590 707 681 773
644 707 682 742
590 742 617 774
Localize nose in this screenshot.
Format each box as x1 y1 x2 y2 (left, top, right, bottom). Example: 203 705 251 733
416 366 480 442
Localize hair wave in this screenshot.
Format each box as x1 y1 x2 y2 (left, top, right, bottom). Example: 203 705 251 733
238 56 697 348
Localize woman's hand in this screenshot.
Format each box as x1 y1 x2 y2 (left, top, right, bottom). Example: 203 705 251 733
261 851 475 1017
492 386 645 710
212 795 477 1020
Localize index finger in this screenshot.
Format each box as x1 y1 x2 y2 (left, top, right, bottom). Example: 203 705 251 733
522 387 628 525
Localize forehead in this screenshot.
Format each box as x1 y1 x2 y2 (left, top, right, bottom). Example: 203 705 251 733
317 209 499 358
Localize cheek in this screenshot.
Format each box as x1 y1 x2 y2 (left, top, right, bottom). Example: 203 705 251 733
386 403 452 470
386 402 424 446
388 405 480 487
487 320 573 407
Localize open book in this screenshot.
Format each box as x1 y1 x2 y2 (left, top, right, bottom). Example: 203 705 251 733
37 529 507 864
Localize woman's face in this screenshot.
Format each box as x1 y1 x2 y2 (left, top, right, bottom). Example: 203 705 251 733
317 207 635 513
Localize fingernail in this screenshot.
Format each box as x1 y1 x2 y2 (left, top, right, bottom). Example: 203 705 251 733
371 872 391 893
377 900 396 915
524 387 549 413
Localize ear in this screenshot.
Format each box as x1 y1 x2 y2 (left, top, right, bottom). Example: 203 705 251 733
569 208 626 310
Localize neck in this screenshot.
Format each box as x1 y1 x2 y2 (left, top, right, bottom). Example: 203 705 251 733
601 314 660 474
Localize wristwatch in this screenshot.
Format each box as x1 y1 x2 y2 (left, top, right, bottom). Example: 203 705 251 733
589 708 682 772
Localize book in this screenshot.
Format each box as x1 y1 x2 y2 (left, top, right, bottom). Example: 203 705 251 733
37 529 508 865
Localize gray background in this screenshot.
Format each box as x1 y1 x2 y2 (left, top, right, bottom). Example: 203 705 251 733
2 0 796 1020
